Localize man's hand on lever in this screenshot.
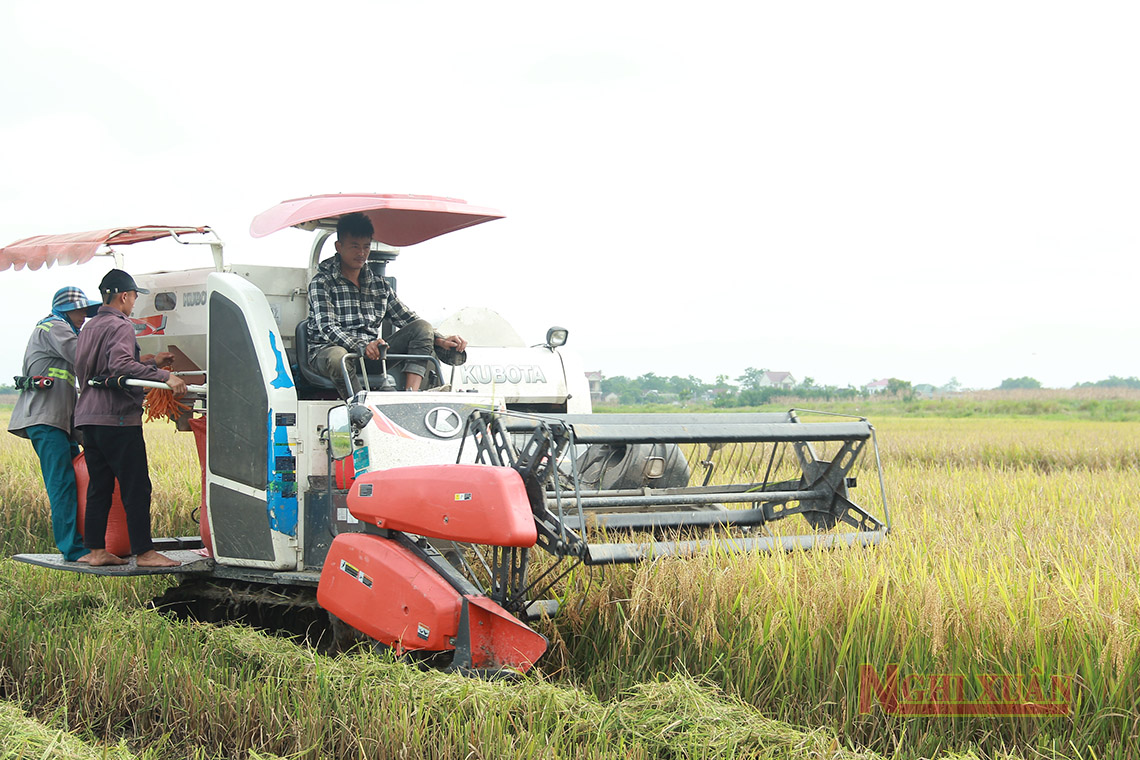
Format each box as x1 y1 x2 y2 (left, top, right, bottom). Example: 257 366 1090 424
363 338 386 361
435 334 467 352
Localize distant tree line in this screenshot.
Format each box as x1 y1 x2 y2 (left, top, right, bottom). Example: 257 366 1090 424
999 376 1140 390
599 368 864 407
1072 376 1140 389
598 373 709 405
599 371 1140 407
998 376 1042 390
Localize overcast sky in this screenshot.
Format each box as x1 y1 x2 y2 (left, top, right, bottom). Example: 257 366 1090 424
1 2 1136 390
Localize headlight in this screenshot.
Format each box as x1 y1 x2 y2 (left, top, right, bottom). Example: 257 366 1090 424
545 326 568 348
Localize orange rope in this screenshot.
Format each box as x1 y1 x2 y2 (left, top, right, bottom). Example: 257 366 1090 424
144 387 191 423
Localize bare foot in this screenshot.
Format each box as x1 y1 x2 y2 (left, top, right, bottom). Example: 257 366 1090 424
84 549 128 566
136 550 181 568
74 552 93 564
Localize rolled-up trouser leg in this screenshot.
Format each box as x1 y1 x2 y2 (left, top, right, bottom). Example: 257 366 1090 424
385 319 436 381
315 345 358 398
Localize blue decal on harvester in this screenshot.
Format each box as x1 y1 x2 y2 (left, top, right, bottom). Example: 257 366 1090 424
268 331 294 389
266 410 298 536
353 446 370 476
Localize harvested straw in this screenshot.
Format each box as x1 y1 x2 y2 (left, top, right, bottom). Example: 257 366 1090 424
144 388 191 423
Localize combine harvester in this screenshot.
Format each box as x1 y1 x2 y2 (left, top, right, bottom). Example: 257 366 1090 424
2 194 890 674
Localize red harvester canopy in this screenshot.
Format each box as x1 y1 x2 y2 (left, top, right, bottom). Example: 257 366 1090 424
0 226 209 272
249 194 504 246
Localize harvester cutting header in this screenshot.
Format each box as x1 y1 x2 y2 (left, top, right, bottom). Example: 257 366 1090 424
3 194 890 674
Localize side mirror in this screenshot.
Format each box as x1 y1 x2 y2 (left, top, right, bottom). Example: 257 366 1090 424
327 406 352 460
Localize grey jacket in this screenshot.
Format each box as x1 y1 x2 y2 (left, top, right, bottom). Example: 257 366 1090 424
73 306 170 427
7 317 81 439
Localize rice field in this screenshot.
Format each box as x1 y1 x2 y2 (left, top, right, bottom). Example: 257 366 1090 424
0 406 1137 758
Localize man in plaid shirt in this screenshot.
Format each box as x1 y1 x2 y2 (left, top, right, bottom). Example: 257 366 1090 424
307 212 466 397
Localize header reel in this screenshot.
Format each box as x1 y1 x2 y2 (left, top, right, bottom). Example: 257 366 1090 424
453 409 890 618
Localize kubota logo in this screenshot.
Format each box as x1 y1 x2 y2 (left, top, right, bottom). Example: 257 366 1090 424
858 664 1073 717
460 364 547 385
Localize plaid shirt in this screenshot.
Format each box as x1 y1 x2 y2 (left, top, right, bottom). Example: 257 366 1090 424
306 254 423 361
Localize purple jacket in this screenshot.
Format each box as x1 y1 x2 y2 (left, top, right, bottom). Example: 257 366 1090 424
74 305 170 427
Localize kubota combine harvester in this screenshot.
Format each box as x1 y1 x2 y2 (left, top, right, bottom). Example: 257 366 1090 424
3 194 890 674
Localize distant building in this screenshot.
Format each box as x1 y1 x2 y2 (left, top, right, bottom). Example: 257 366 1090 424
864 378 890 395
759 371 796 389
585 371 603 401
913 383 936 399
704 386 734 401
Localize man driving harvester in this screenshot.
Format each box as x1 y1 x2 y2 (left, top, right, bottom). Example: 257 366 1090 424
306 212 466 397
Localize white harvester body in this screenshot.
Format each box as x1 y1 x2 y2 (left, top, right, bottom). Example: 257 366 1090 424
4 194 888 675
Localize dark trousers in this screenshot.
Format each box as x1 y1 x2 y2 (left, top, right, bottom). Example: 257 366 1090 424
80 425 154 555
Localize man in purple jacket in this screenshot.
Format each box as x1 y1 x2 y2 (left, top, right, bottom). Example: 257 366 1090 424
74 269 187 568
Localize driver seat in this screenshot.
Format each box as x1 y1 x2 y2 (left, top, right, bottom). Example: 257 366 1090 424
294 320 337 392
293 320 402 395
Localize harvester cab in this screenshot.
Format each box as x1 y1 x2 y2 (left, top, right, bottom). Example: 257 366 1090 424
3 195 889 676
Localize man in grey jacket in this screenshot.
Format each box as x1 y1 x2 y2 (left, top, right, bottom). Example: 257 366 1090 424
74 269 186 568
8 286 101 562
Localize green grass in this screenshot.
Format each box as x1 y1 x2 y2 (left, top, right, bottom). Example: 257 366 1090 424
0 699 153 760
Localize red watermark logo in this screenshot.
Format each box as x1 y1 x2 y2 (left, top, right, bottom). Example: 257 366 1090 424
859 664 1073 716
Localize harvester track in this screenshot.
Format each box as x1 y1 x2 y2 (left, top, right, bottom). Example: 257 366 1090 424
149 578 350 651
149 577 460 667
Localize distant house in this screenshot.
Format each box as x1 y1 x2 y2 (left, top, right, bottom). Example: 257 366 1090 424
584 371 603 401
864 379 890 395
758 371 796 389
704 386 734 401
913 383 936 399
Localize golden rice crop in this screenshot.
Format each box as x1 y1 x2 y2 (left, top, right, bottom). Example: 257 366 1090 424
0 415 200 553
0 562 878 760
548 417 1140 757
1 408 1137 758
